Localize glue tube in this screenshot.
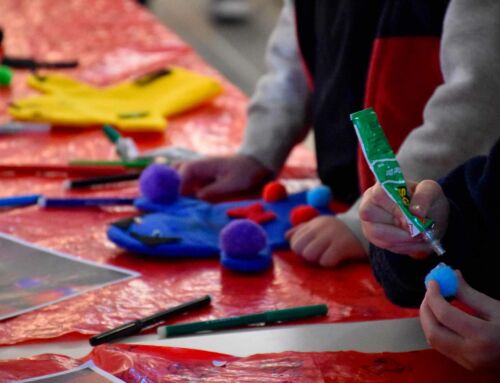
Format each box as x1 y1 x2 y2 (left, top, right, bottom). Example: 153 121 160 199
351 108 445 256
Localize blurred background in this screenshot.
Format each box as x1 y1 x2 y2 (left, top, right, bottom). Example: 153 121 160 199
149 0 282 96
148 0 315 151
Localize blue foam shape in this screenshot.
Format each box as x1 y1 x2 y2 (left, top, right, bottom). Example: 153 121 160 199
107 192 333 259
306 186 332 209
425 262 458 298
220 248 272 273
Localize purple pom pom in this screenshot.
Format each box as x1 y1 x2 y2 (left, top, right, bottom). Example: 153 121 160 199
139 163 180 204
220 219 268 259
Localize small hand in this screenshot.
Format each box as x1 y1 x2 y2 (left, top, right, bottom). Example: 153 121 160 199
285 215 367 267
359 180 449 258
420 272 500 372
178 155 272 201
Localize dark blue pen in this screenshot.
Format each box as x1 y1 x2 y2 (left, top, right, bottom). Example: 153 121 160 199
39 197 136 208
0 194 41 208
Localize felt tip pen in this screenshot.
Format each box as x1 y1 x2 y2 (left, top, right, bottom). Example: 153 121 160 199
157 304 328 338
69 159 152 168
102 125 139 161
0 194 41 208
39 197 136 208
0 121 51 134
64 172 141 189
90 295 212 346
0 164 132 176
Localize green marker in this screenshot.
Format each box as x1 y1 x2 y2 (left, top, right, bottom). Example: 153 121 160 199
102 124 139 161
351 107 445 256
69 158 152 168
0 65 13 87
157 304 328 338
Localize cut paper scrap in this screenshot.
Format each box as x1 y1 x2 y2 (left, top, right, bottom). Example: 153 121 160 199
0 344 497 383
0 232 139 321
8 67 223 132
15 361 124 383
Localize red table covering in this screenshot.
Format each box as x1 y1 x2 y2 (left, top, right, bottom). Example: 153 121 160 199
0 0 415 346
0 344 496 382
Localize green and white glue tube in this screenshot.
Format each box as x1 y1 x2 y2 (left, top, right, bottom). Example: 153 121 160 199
351 108 445 256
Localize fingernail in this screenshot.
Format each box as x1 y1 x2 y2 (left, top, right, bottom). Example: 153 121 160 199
412 204 424 215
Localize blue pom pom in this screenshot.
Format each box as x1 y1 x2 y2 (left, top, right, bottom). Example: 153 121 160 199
306 186 332 209
139 164 180 204
425 263 458 298
220 219 268 259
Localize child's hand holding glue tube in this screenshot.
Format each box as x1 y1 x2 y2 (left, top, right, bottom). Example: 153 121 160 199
359 180 449 258
351 108 446 256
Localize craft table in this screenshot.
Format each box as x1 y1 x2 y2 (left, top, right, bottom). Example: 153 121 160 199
0 1 498 382
0 318 428 359
0 1 469 381
0 0 422 349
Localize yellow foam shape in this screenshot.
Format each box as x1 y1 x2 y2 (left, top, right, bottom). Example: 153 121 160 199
9 67 223 132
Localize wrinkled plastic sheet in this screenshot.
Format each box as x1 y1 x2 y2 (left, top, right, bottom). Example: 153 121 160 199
0 0 313 168
0 344 497 383
0 0 415 346
0 202 416 345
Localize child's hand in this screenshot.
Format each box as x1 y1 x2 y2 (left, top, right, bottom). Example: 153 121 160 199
359 180 449 258
285 216 367 267
178 155 272 202
420 272 500 372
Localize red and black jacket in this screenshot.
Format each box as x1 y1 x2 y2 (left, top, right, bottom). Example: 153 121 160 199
294 0 449 204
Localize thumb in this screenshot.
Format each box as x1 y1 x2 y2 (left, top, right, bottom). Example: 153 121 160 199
409 180 442 218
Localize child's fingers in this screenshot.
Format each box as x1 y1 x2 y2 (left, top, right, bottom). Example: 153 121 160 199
287 224 315 255
179 159 216 196
420 294 465 361
425 280 483 338
301 236 331 263
359 202 398 225
409 180 442 217
362 221 412 245
362 184 395 212
284 225 299 240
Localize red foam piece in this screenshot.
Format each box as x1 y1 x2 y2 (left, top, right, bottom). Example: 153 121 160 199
262 181 288 202
290 205 319 226
226 203 277 224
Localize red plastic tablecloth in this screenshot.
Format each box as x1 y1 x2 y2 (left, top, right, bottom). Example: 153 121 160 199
0 0 415 346
0 344 497 382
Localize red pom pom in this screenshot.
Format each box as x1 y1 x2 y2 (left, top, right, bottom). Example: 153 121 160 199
290 205 319 226
262 181 287 202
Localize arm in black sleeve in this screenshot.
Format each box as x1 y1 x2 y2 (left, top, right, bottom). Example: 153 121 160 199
369 139 500 307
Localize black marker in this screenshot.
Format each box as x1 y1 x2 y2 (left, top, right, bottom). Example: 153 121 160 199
64 172 141 189
89 295 211 346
